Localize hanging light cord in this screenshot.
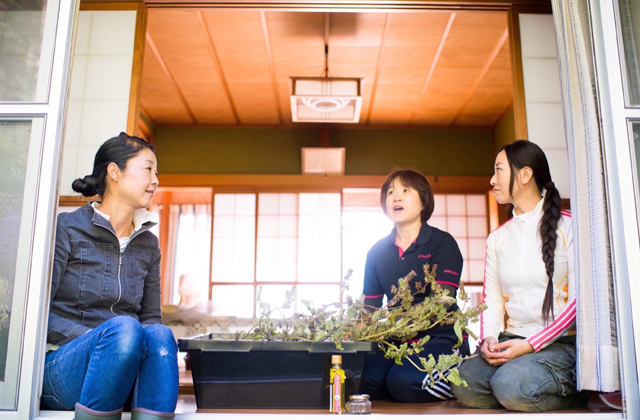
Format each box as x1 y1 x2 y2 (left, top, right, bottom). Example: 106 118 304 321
324 44 330 78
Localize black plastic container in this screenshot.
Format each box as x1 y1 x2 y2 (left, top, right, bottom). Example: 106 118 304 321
178 334 378 409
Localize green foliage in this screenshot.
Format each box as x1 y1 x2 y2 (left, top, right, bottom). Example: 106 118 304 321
235 265 486 389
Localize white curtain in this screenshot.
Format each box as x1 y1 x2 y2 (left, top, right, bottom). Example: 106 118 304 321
172 204 212 306
161 205 181 305
551 0 620 391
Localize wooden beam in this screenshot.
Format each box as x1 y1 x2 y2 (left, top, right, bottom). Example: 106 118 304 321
139 104 156 144
128 3 147 136
140 1 551 11
507 6 528 139
452 26 509 125
157 174 492 194
146 32 198 124
365 13 392 126
196 10 240 124
409 12 456 125
260 11 283 125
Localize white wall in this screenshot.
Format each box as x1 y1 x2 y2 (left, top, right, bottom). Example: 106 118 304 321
519 14 570 198
60 10 137 196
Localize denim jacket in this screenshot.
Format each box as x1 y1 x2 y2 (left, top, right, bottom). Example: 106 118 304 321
47 203 162 346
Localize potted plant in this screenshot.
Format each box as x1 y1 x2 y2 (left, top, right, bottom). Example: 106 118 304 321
178 264 485 409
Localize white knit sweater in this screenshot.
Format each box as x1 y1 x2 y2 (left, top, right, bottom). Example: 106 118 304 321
480 197 576 351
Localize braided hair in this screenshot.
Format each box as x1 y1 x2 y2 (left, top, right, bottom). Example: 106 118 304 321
500 140 562 325
72 132 155 198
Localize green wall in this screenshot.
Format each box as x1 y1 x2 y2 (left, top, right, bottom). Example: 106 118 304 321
493 106 516 155
155 127 495 176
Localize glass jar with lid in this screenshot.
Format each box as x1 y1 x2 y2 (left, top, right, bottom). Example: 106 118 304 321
346 394 371 414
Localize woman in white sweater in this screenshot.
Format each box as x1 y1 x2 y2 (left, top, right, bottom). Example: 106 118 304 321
451 140 589 411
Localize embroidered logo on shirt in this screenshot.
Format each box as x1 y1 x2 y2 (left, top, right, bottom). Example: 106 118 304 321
443 269 459 275
418 254 431 259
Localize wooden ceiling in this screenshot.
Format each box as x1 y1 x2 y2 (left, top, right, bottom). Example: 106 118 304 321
140 10 512 128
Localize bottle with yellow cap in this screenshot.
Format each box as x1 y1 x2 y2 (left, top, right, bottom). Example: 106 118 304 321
329 355 346 414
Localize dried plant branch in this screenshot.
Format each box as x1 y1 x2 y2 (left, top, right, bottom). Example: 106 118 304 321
234 265 486 388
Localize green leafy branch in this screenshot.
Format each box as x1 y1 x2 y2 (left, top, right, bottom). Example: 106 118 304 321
234 264 486 388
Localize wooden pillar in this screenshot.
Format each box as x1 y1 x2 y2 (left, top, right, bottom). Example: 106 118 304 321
508 5 529 141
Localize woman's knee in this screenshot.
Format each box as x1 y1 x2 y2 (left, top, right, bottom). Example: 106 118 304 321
451 358 497 408
144 324 177 355
490 362 545 412
102 316 145 357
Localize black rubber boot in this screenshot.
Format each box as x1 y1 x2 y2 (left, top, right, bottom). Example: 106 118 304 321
74 403 122 420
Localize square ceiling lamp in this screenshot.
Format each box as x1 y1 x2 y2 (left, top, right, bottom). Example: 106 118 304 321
301 147 345 175
290 77 363 123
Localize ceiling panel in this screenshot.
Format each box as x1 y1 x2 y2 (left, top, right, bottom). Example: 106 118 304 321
140 10 514 129
140 43 193 124
229 83 280 124
329 13 387 46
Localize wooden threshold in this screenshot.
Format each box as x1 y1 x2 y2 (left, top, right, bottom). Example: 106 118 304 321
175 391 620 416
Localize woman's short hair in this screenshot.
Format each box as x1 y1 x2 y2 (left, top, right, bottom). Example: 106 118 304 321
379 169 435 223
72 132 155 198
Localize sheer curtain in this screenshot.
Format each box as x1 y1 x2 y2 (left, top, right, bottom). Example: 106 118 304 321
551 0 619 391
171 204 212 306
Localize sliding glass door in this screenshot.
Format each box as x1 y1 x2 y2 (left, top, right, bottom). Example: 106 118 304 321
0 0 76 417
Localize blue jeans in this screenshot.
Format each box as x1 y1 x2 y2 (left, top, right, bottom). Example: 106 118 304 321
41 316 179 413
451 332 589 411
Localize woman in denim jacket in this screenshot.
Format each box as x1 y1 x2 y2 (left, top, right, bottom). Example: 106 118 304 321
451 140 589 411
41 133 178 420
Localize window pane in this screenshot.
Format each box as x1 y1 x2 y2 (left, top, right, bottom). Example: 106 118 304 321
213 215 234 237
447 216 468 237
433 194 446 216
468 260 486 283
212 194 256 284
0 119 43 408
429 216 447 231
618 0 640 105
257 215 278 236
278 215 298 236
468 238 487 260
257 194 299 283
256 259 277 282
257 237 278 260
298 215 320 237
299 193 320 215
297 285 341 314
214 194 235 215
235 194 256 215
446 195 466 216
341 209 393 301
257 285 294 319
279 193 298 215
211 285 254 318
466 195 487 216
258 193 279 214
235 215 256 237
298 194 341 283
0 1 51 102
468 216 488 238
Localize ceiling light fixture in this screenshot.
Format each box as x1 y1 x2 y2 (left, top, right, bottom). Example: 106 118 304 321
291 43 363 123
